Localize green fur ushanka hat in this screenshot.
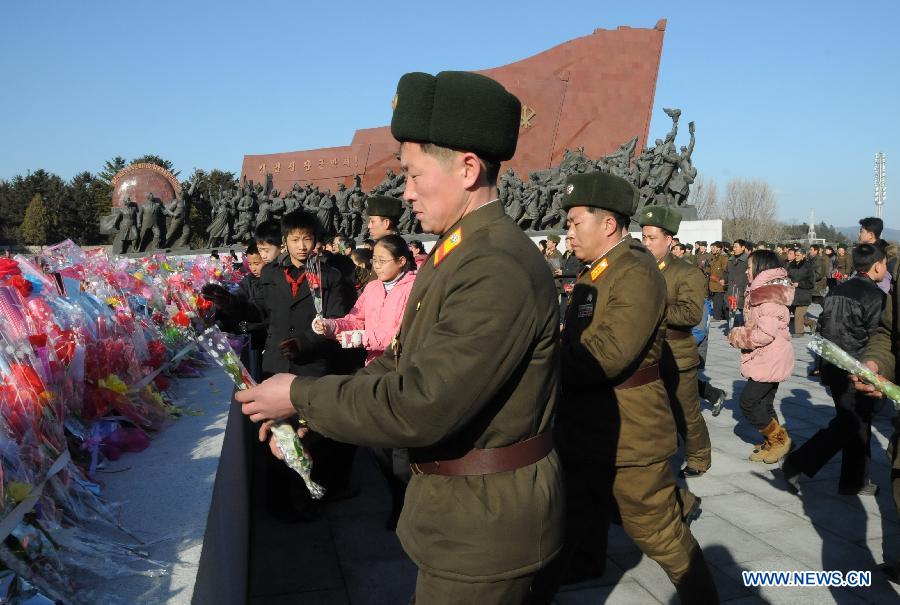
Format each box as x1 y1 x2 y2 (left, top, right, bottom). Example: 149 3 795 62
560 172 639 217
638 205 683 235
391 71 521 162
366 195 403 219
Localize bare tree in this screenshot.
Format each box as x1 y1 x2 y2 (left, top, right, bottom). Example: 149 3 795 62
687 174 720 219
721 178 784 243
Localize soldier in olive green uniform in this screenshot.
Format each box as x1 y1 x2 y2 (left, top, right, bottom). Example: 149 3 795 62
810 244 830 303
694 241 711 275
366 195 403 239
237 71 563 604
835 244 854 279
709 242 729 320
639 206 713 476
533 173 718 604
855 264 900 584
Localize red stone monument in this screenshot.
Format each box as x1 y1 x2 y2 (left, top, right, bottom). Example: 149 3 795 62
110 163 181 207
241 20 667 193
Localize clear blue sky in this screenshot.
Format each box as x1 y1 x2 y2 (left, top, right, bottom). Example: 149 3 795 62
1 1 898 229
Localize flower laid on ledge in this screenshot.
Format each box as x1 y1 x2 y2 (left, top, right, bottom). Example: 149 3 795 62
197 326 325 499
808 334 900 410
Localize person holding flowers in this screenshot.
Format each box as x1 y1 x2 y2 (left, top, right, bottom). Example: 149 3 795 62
727 249 796 464
236 70 563 603
204 210 357 597
783 243 887 496
313 233 417 529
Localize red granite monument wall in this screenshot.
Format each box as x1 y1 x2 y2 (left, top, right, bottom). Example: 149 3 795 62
111 163 180 207
241 20 666 194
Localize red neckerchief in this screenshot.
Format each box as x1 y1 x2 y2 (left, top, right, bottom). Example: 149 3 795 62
284 268 306 298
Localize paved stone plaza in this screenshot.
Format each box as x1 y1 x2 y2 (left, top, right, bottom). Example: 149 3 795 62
108 311 900 604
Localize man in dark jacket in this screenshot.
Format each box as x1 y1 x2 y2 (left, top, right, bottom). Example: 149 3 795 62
726 240 750 328
556 233 586 318
787 248 816 336
783 244 887 495
809 244 830 303
204 210 359 599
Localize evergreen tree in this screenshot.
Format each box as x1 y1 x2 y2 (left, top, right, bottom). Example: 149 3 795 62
55 171 102 244
98 156 128 184
20 193 51 245
130 155 179 178
0 170 66 243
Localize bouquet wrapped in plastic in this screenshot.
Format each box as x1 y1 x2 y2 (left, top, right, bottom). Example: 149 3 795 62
808 334 900 411
197 326 324 498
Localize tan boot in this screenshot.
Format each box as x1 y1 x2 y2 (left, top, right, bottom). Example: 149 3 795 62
749 441 768 462
763 423 792 464
749 419 778 462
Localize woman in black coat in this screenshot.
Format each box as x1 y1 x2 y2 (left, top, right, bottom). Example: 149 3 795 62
787 248 816 336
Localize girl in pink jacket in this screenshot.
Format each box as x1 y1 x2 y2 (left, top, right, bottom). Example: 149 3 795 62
727 250 796 464
313 235 416 365
313 234 416 530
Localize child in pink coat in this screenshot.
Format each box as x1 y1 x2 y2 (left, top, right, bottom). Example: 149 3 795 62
312 234 417 530
313 235 416 365
727 250 796 464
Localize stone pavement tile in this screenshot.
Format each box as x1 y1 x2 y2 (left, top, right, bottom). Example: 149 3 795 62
329 509 410 562
554 578 661 605
800 473 900 525
606 551 674 603
690 513 778 565
553 557 629 590
340 556 417 605
757 523 878 572
780 494 900 543
250 516 346 595
606 522 641 555
709 561 756 602
680 474 744 498
864 535 900 567
718 596 767 604
327 451 393 520
702 493 807 535
704 452 767 477
719 468 809 508
249 588 350 605
607 544 750 603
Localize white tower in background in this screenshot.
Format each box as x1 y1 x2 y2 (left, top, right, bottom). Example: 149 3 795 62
875 152 886 219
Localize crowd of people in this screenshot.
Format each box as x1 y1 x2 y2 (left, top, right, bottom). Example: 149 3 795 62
195 68 900 605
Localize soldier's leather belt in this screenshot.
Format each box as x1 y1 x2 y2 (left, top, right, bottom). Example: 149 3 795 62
615 363 660 390
665 329 692 340
409 433 554 476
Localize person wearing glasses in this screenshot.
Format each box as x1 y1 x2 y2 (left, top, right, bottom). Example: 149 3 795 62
312 234 418 530
312 234 417 366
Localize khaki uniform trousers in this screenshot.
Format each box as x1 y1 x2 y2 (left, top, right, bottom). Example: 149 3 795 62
668 365 713 472
533 459 718 604
410 569 536 605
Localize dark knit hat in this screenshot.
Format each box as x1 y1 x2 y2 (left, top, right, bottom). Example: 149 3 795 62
547 234 561 244
560 172 638 216
696 241 707 246
638 205 682 235
366 195 403 219
391 71 521 162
